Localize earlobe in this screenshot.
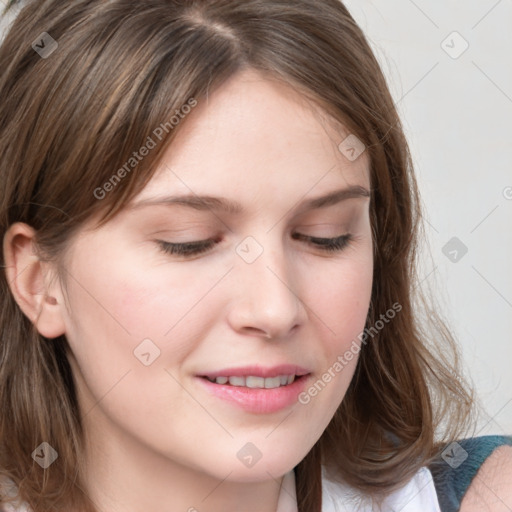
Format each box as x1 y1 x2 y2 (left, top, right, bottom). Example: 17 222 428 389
3 222 66 339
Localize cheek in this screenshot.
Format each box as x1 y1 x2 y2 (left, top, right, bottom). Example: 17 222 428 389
66 242 205 343
300 257 371 385
61 245 207 391
294 257 372 436
62 252 213 431
310 255 373 345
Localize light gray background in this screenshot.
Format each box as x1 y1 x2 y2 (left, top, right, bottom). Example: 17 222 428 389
1 0 511 434
343 0 512 435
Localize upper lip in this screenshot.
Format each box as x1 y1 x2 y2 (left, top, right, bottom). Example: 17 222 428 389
197 364 311 379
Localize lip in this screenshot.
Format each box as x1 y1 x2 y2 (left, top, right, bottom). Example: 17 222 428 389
196 364 310 379
195 373 311 414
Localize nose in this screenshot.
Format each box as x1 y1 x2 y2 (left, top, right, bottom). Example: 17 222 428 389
227 236 306 339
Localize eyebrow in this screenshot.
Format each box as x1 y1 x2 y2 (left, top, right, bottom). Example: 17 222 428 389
129 185 370 215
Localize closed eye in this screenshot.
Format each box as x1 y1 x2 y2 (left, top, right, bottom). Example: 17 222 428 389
156 233 353 257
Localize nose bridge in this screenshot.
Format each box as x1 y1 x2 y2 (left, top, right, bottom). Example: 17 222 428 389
230 232 303 336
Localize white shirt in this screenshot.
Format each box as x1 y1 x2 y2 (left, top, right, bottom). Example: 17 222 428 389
277 465 442 512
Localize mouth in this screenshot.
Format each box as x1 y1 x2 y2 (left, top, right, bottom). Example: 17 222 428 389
195 373 312 414
198 374 309 388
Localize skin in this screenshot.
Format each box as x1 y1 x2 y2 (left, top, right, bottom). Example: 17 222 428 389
4 68 374 512
459 446 512 512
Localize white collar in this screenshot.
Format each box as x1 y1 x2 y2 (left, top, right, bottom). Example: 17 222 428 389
276 466 442 512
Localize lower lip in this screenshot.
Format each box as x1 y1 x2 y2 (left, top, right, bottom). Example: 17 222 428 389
195 375 311 414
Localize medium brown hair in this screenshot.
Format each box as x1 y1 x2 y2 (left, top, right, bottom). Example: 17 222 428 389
0 1 475 510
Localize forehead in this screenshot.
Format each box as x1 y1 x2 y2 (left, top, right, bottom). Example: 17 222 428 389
132 68 370 211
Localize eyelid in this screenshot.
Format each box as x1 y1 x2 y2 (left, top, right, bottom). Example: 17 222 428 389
155 232 354 258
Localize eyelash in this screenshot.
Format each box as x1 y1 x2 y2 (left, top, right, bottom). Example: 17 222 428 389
156 233 354 257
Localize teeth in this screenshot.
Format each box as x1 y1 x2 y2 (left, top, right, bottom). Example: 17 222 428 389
245 376 265 388
264 376 281 389
206 374 297 388
228 376 245 387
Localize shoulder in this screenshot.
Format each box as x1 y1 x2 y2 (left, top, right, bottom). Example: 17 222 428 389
429 434 512 512
459 444 512 512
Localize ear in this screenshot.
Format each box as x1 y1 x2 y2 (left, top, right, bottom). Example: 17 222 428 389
3 222 66 339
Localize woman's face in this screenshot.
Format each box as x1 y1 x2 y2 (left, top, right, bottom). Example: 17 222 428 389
55 68 373 482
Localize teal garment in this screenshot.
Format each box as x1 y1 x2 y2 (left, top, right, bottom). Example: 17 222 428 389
428 434 512 512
